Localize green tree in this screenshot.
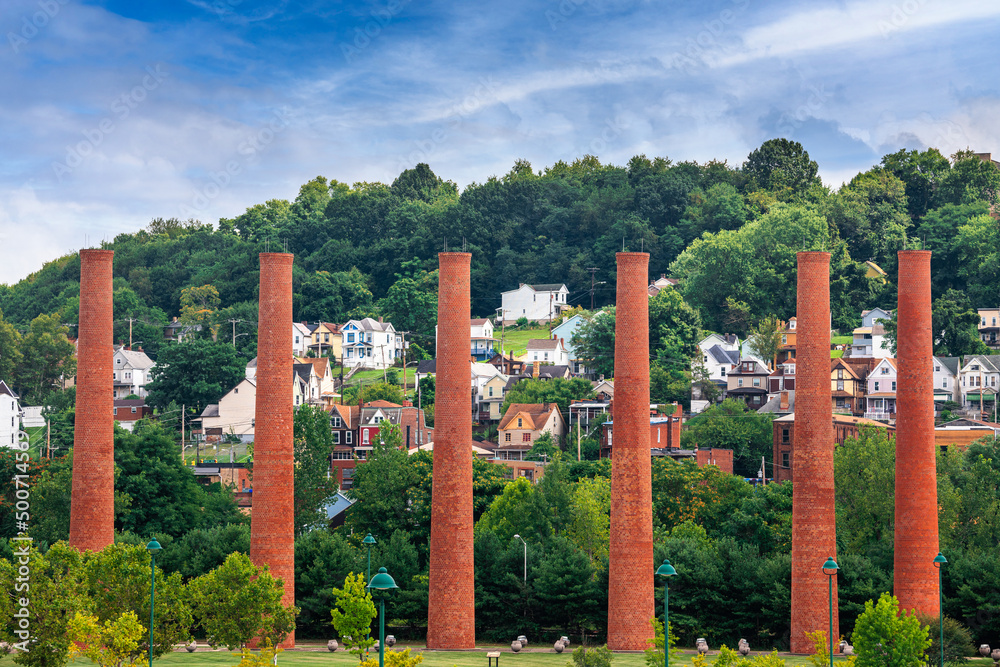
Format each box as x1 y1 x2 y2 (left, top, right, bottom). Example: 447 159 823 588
293 405 338 535
375 259 439 338
528 432 559 460
16 313 76 402
929 289 990 357
682 399 774 477
913 202 990 296
295 268 374 324
0 307 23 382
834 426 896 561
565 475 611 563
746 315 783 367
936 149 1000 208
500 377 595 417
571 308 616 379
188 552 296 649
648 287 702 364
67 610 147 667
955 213 1000 306
475 477 550 543
330 572 377 660
178 284 221 336
145 339 245 412
851 593 930 667
742 138 820 200
341 382 404 406
880 148 951 220
825 170 911 271
344 426 418 537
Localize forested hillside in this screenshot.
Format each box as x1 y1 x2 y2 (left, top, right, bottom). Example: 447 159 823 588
1 140 998 359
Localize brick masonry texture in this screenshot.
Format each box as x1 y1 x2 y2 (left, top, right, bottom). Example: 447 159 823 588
789 252 839 653
250 253 296 648
894 250 939 616
426 252 476 649
69 249 115 553
607 252 654 651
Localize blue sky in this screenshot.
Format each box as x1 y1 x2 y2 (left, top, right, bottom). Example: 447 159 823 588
2 0 999 283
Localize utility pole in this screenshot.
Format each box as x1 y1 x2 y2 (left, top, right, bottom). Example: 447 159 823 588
46 419 51 459
127 317 136 349
587 267 599 310
400 331 409 401
228 319 243 347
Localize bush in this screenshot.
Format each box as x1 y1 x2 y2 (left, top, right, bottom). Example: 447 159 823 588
915 614 973 664
852 593 930 667
569 645 613 667
359 648 423 667
516 316 529 327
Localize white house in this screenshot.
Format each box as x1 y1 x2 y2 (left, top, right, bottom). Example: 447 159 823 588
292 322 312 357
112 348 155 400
851 323 890 358
0 381 21 449
199 378 257 442
865 357 898 422
525 337 570 367
500 283 570 324
342 318 400 369
861 308 892 328
959 355 1000 415
696 333 741 387
435 319 496 361
552 314 588 374
933 356 961 405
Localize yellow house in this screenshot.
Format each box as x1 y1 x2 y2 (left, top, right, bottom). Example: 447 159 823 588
307 322 343 361
865 261 887 282
496 403 567 460
481 374 509 421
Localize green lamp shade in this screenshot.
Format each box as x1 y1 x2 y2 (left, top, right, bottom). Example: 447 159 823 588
363 533 377 546
655 559 677 577
368 567 398 591
933 552 947 567
821 556 838 574
146 539 162 553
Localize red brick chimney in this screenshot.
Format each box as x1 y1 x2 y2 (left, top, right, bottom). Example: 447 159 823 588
607 252 654 650
895 250 939 616
249 253 296 648
426 252 475 649
69 249 114 552
789 252 838 653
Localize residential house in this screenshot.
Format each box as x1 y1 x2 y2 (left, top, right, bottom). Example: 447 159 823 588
112 347 155 399
500 283 570 324
293 362 324 406
959 355 1000 417
295 357 338 406
864 261 888 282
486 352 525 377
850 322 891 358
726 359 773 409
0 381 21 448
647 274 678 297
292 322 312 356
479 372 509 422
551 314 589 374
342 318 400 369
592 379 614 401
933 356 961 407
495 403 567 461
830 358 864 415
696 333 741 397
198 378 257 442
861 308 892 328
935 418 1000 449
163 318 201 342
435 318 496 361
777 318 797 365
772 413 894 482
600 404 682 457
569 399 610 437
768 360 796 400
979 308 1000 349
525 337 570 367
865 357 898 422
112 399 153 432
245 357 257 380
306 322 343 361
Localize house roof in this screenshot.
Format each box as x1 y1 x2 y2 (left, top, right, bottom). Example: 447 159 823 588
296 357 331 377
200 404 220 418
498 403 558 431
347 317 393 332
530 283 567 292
330 404 359 428
0 380 17 399
114 399 147 407
116 348 155 369
707 345 739 366
246 357 258 368
831 358 860 379
416 359 437 374
526 338 562 350
934 356 961 376
964 355 1000 373
293 363 315 382
537 365 570 379
470 318 490 326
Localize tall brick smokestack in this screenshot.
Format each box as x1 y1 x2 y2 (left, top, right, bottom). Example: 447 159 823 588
607 252 653 650
789 251 838 653
427 252 475 649
895 250 939 616
250 253 295 648
69 249 115 552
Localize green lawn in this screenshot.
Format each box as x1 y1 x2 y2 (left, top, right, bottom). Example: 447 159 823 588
497 327 553 356
830 336 852 345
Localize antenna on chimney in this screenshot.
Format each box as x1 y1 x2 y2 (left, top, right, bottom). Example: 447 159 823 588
463 237 467 252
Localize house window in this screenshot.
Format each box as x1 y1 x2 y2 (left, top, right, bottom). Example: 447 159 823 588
505 433 511 442
837 380 844 391
131 407 136 413
544 352 548 360
522 433 531 442
836 398 845 408
942 379 947 388
113 408 117 415
972 365 980 371
488 386 494 397
781 335 787 344
347 333 355 343
935 365 940 372
331 416 342 427
738 378 743 387
753 378 760 387
324 334 330 342
720 368 726 376
703 355 708 363
874 381 880 391
881 367 889 374
363 430 370 444
234 388 238 394
517 418 522 427
346 431 352 444
781 451 789 468
333 431 340 444
837 369 843 379
891 382 897 391
781 428 790 443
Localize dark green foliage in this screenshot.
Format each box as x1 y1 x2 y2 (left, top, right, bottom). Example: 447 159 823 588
682 399 774 477
294 530 361 638
915 614 974 663
146 339 246 412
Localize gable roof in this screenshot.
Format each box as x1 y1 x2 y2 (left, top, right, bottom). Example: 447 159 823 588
831 358 860 379
963 355 1000 373
416 359 437 374
872 357 897 371
330 403 359 428
707 345 739 366
115 348 155 369
537 365 570 379
530 283 567 292
934 356 961 376
526 338 563 351
293 363 316 382
470 318 491 326
498 403 558 431
0 380 18 399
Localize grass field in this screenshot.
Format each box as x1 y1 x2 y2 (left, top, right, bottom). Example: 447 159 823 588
830 335 852 346
0 644 880 667
496 327 554 357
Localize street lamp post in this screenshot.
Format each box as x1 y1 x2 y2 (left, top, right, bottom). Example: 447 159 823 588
363 533 377 584
821 557 839 667
367 567 398 667
655 559 678 667
933 553 948 667
146 539 162 667
513 534 527 583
